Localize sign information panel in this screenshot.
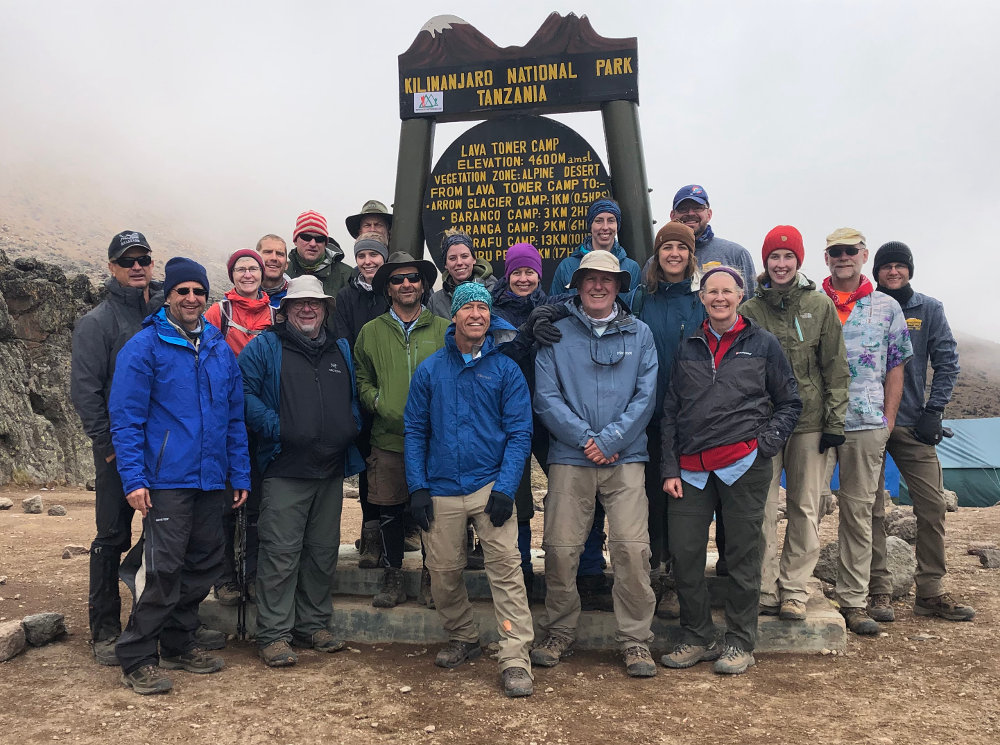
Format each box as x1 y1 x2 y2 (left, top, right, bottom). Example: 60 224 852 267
422 116 612 279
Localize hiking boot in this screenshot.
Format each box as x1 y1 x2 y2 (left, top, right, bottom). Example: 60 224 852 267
434 639 482 669
866 593 895 622
417 566 435 609
291 629 346 653
259 640 297 668
661 641 721 669
529 634 573 668
160 647 224 674
758 602 780 616
121 664 173 695
92 636 119 666
914 593 976 621
656 587 681 619
840 606 880 636
622 645 657 677
501 666 534 697
372 567 407 608
214 581 240 607
713 645 756 675
779 598 807 621
194 624 227 650
578 573 614 612
358 520 383 569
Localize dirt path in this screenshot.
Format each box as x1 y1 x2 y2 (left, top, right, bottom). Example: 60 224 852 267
1 487 997 745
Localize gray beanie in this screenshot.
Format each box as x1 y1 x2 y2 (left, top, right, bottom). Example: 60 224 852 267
354 236 389 262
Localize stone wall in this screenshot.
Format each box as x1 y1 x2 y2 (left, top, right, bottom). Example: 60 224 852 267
0 249 98 485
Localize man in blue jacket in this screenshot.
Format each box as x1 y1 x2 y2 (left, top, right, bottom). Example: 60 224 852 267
238 275 365 668
404 283 535 698
532 251 659 678
868 242 974 622
109 257 250 695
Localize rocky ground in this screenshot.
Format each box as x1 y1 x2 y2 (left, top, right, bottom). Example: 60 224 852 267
1 486 998 745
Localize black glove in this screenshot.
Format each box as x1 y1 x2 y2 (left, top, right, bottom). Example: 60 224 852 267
408 489 434 531
818 432 846 454
484 490 514 528
524 304 570 346
913 408 944 446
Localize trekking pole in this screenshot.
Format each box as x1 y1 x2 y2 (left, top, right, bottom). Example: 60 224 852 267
235 504 248 641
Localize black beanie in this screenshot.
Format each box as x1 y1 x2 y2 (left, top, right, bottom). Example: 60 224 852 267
163 256 210 297
873 241 914 279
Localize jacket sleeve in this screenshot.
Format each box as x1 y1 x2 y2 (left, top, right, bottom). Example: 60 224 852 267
924 299 960 411
817 297 850 435
70 312 115 458
108 335 154 495
659 357 682 480
237 336 279 442
403 363 432 493
353 326 379 414
533 338 595 449
495 362 533 499
332 286 354 346
338 338 366 477
757 333 803 458
592 325 659 459
548 260 572 296
225 352 252 491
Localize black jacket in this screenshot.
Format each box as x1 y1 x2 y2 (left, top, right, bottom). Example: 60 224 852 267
333 269 389 350
660 316 802 480
70 278 164 459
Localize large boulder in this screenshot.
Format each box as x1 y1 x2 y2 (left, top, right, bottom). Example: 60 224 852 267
22 612 67 646
814 537 915 599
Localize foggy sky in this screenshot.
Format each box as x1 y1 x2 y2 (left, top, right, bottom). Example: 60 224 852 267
2 1 998 340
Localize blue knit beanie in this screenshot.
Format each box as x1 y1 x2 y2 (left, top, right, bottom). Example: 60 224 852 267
442 232 476 259
450 281 492 317
586 199 622 230
163 256 210 297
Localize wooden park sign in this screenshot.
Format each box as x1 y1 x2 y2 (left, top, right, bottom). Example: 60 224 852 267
390 13 653 274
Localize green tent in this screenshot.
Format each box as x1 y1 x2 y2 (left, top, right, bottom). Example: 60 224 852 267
899 417 1000 507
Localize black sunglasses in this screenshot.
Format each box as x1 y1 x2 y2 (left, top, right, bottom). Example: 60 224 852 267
114 255 152 268
388 272 422 285
298 233 327 244
826 246 862 258
174 287 208 296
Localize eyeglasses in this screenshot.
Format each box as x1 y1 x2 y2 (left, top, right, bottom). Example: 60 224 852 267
290 299 324 309
233 266 261 274
388 272 422 285
590 330 626 366
114 255 152 268
673 203 708 214
174 287 208 296
826 245 862 258
298 233 327 244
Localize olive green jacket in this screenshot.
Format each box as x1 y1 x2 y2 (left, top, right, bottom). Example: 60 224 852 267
353 308 450 452
740 273 849 436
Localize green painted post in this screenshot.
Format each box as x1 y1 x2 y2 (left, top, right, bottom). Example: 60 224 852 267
390 118 436 259
601 100 653 268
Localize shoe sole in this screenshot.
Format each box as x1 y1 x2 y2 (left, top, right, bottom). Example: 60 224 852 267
866 610 895 623
121 675 173 694
626 664 658 678
94 653 119 667
714 656 756 675
435 646 482 669
913 605 975 621
160 658 224 674
529 648 572 667
779 609 808 621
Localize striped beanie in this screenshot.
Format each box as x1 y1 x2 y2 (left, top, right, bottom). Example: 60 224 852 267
294 210 328 241
450 281 492 317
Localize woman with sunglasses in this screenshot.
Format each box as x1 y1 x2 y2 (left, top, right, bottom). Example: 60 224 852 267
428 230 497 320
740 226 850 623
660 265 801 676
625 222 705 621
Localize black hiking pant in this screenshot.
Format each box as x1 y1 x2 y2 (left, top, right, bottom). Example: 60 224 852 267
89 447 134 642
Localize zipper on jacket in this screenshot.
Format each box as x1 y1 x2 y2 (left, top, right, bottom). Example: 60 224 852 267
793 317 804 342
155 430 170 477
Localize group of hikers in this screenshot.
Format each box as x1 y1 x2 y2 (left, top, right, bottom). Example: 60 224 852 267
69 185 972 699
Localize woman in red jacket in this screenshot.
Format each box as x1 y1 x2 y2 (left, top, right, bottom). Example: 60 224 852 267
205 249 276 356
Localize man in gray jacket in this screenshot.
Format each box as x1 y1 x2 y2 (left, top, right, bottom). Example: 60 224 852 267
868 242 975 622
71 231 162 666
531 251 659 678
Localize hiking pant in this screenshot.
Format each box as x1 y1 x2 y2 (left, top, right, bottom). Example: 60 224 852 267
89 446 134 642
255 476 344 647
116 488 226 675
424 482 534 674
760 431 825 605
870 426 948 598
541 463 654 649
669 454 771 652
834 428 890 608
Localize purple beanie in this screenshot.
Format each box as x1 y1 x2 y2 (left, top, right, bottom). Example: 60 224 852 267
504 242 543 279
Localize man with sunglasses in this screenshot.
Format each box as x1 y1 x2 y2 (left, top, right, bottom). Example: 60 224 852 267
821 228 912 636
354 253 450 609
531 251 660 678
287 210 353 303
109 257 250 694
71 231 165 667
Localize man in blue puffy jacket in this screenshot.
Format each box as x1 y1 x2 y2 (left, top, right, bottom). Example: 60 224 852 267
404 282 535 698
109 257 250 695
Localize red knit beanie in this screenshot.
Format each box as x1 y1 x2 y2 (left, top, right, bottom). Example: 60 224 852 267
294 210 328 241
227 248 264 282
762 225 804 268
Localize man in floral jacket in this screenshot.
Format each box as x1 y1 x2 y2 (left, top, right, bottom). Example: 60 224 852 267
821 228 912 636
